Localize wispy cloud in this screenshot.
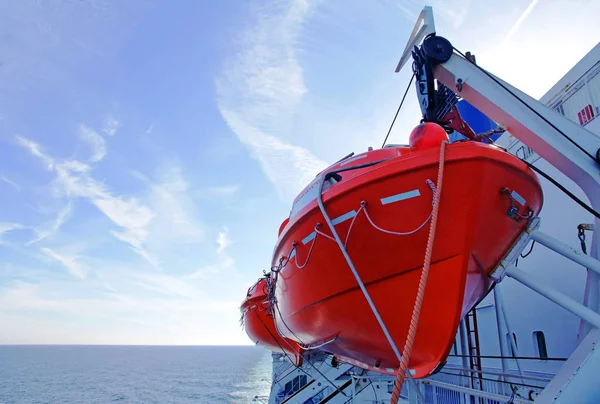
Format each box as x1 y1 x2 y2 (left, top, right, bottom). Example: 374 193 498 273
102 114 119 136
216 227 230 254
0 223 25 242
17 134 158 268
435 0 471 30
219 109 326 200
78 124 106 162
0 175 21 191
15 136 55 170
0 275 248 345
15 133 206 270
216 0 327 202
147 164 204 243
194 184 239 199
186 227 234 280
41 247 86 279
134 273 198 299
27 202 72 245
501 0 539 46
96 196 157 267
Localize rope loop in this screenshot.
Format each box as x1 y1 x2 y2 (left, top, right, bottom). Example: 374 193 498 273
359 180 437 242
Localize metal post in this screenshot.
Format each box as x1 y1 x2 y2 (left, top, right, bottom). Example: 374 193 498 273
529 230 600 275
408 380 419 404
506 265 600 329
494 287 525 382
528 227 600 340
493 287 510 392
458 320 469 386
581 218 600 340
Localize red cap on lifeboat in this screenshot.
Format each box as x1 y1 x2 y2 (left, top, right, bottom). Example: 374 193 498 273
409 122 449 151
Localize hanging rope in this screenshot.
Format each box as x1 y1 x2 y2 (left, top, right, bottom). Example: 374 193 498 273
344 180 436 248
390 140 447 403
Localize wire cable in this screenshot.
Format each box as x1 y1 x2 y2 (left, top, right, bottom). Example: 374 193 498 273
453 47 599 163
492 143 600 220
382 73 415 148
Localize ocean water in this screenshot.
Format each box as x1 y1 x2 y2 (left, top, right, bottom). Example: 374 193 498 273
0 345 272 404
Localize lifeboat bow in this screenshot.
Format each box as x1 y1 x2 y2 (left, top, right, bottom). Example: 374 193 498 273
240 275 303 367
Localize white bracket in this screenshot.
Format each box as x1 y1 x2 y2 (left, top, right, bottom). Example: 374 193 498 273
395 6 435 73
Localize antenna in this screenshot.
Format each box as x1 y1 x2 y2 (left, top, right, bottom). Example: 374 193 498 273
395 6 436 73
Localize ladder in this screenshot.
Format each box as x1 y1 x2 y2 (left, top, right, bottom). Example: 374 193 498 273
465 308 484 396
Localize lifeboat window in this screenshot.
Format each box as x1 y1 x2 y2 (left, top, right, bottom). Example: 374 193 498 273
533 331 548 359
506 333 518 355
326 172 342 184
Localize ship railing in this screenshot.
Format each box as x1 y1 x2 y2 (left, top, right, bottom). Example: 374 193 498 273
422 364 550 403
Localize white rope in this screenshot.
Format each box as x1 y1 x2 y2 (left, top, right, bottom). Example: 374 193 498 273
297 180 437 268
347 180 436 246
296 238 316 269
315 226 336 242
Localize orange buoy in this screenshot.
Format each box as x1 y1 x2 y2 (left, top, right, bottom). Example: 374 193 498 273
409 122 449 151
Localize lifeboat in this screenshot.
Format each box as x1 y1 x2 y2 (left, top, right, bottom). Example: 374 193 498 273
271 124 543 378
240 277 303 366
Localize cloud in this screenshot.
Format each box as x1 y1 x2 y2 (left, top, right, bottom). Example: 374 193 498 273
102 114 119 136
15 136 55 169
220 109 326 200
27 202 72 245
53 160 105 199
0 175 21 191
41 247 85 279
78 124 106 162
186 227 235 280
0 275 250 345
216 227 230 254
134 273 198 299
17 134 158 268
0 223 25 242
147 164 203 242
16 134 207 270
501 0 539 47
53 159 157 266
194 185 239 199
435 0 471 30
95 196 156 266
216 0 327 202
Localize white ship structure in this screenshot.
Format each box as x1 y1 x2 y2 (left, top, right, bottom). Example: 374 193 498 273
244 7 600 403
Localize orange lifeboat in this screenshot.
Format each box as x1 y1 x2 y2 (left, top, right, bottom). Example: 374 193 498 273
240 277 303 366
270 130 542 378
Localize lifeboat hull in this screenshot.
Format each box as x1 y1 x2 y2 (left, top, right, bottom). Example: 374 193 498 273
272 142 542 378
241 278 303 366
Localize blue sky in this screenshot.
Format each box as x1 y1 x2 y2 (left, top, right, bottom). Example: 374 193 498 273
0 0 599 345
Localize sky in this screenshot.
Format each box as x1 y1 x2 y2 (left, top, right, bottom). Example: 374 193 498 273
0 0 599 345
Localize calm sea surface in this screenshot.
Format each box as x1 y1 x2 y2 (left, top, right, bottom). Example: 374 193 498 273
0 345 272 404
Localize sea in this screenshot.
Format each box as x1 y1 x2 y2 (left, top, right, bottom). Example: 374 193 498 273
0 345 273 404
